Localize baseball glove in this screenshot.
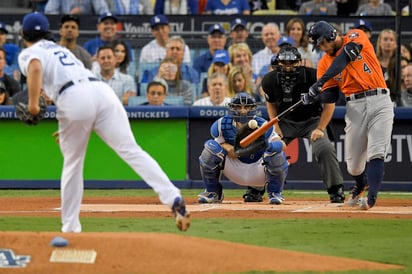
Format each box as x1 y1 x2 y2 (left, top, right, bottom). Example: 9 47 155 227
234 120 266 158
13 91 47 126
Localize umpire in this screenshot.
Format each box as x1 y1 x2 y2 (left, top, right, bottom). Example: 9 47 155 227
261 45 345 203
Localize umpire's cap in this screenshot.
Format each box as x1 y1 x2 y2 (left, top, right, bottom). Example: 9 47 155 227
308 21 337 51
22 12 49 32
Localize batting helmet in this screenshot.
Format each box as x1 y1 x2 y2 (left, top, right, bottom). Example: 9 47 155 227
308 21 337 51
228 92 257 124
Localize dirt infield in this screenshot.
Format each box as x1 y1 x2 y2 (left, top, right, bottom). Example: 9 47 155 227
0 196 410 273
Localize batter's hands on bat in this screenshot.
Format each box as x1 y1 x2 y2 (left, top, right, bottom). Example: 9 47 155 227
301 93 315 105
308 81 323 97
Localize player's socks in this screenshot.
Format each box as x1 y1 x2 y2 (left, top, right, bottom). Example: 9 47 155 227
366 158 385 207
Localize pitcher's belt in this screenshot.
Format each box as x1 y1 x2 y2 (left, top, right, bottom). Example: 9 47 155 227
59 77 99 95
345 88 388 102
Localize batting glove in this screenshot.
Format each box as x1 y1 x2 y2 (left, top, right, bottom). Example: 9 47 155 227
301 93 315 105
308 81 323 97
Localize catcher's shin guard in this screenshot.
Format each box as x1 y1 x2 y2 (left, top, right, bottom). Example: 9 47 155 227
199 140 226 193
264 151 288 194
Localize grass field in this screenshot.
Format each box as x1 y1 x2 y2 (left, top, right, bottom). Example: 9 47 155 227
1 189 411 274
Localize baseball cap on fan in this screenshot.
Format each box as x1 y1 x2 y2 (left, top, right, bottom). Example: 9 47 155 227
212 50 229 65
230 18 247 31
208 24 225 35
277 36 295 47
354 19 372 32
98 12 118 24
22 12 49 32
150 15 169 29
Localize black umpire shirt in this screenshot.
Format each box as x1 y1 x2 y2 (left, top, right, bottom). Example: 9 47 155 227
261 66 323 122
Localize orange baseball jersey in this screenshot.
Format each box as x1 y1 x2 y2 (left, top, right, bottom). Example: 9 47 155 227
317 29 387 96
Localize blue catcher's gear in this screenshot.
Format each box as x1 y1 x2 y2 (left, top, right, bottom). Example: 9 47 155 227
308 21 337 51
228 92 258 124
198 139 226 197
264 150 288 201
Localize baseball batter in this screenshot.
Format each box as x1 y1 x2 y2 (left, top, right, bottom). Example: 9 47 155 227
18 12 190 232
197 92 289 205
302 21 394 210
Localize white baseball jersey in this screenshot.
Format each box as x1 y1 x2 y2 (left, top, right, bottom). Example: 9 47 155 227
18 39 96 103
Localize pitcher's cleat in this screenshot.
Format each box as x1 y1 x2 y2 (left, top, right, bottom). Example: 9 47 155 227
172 197 191 231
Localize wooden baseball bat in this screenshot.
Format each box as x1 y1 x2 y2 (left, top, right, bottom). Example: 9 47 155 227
239 99 303 148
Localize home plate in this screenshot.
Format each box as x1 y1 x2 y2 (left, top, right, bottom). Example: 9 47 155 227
50 249 97 264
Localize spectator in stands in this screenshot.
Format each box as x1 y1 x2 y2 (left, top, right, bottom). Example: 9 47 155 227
201 49 232 97
203 0 250 15
154 0 199 14
229 18 249 45
229 42 256 84
112 40 131 74
400 64 412 107
355 0 393 16
401 43 412 62
143 36 199 85
335 0 359 15
376 29 398 104
45 0 109 14
227 66 256 101
0 22 20 80
251 23 281 77
141 79 169 106
298 0 337 15
193 72 232 106
193 24 227 77
58 15 93 70
285 17 316 68
354 18 373 40
0 47 20 97
0 81 11 105
106 0 154 14
95 45 137 105
139 15 191 64
154 57 194 105
83 13 133 61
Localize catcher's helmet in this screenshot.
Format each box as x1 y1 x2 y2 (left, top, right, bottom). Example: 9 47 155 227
228 92 257 124
308 21 337 51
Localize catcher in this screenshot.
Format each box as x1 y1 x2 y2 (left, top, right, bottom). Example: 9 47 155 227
197 92 289 204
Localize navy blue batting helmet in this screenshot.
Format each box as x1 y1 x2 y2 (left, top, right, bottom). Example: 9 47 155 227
228 92 257 124
308 21 337 51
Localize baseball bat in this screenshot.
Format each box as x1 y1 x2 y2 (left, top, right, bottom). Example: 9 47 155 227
239 99 303 148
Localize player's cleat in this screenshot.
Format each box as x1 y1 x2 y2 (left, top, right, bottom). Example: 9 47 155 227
329 185 345 203
359 197 370 210
243 187 264 202
347 185 367 206
172 197 190 231
197 191 224 204
268 192 284 205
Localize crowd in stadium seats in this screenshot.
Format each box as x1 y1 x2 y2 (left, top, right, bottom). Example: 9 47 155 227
0 0 411 107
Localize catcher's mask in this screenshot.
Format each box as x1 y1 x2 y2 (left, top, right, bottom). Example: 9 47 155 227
272 45 302 103
308 21 337 51
228 92 257 124
272 45 302 73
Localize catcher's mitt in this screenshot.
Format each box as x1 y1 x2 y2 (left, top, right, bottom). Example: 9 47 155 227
234 119 267 158
13 91 47 126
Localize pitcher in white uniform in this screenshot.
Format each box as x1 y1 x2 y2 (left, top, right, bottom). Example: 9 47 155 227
18 12 190 232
